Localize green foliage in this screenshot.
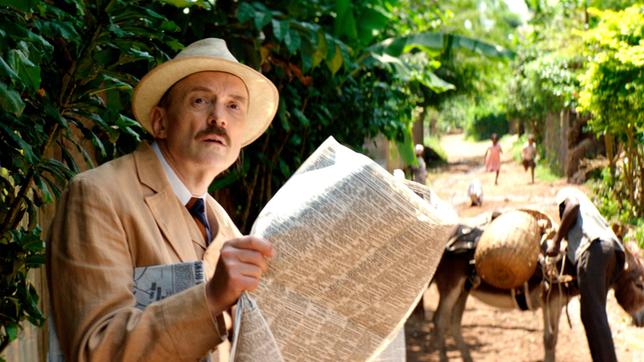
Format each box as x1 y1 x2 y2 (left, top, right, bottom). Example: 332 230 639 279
592 167 643 247
465 106 509 141
578 5 644 217
415 0 520 135
0 227 45 352
0 0 180 353
534 163 561 182
505 1 586 135
578 5 644 134
505 2 643 240
211 0 511 230
630 221 644 249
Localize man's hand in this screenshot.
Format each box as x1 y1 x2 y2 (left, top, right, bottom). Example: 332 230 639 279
545 239 560 257
206 236 274 316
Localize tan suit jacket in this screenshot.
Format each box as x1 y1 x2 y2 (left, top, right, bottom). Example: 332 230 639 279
47 142 240 361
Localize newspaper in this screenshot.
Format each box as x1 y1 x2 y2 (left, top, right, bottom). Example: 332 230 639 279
132 261 205 308
48 261 205 362
399 178 459 225
231 136 455 361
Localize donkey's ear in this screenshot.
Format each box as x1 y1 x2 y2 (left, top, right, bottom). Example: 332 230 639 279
611 222 626 240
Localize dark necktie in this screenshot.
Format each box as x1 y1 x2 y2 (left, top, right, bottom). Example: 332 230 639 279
186 197 211 243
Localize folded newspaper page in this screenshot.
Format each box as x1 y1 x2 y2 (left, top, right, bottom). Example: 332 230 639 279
48 261 205 362
132 261 205 308
231 136 455 361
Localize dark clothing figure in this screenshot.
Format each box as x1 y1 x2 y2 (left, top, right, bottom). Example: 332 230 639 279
547 187 625 362
412 144 427 185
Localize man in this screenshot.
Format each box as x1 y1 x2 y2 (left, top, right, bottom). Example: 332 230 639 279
521 134 537 184
411 144 427 185
47 38 279 361
546 187 625 362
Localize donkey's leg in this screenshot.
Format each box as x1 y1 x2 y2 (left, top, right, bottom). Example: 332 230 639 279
542 289 564 362
450 286 473 362
431 275 467 361
412 294 426 319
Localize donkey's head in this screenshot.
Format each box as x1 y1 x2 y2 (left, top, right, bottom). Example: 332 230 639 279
613 241 644 327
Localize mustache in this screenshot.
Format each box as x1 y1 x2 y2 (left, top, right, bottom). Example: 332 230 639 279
196 126 230 145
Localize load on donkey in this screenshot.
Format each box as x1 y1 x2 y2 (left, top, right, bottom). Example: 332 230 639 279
402 180 644 362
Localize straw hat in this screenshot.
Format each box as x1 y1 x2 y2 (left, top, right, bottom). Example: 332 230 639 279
132 38 279 146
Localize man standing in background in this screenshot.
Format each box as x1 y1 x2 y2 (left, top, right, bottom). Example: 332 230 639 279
412 144 427 184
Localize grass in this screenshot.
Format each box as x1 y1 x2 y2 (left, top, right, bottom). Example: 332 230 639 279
534 163 561 182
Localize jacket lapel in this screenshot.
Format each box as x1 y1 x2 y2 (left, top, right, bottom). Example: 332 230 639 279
134 143 197 261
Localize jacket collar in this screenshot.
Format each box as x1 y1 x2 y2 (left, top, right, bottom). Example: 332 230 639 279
133 142 205 260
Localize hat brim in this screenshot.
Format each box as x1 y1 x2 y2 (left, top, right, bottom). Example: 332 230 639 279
132 56 278 147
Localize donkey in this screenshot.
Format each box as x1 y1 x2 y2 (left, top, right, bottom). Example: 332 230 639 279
428 223 644 362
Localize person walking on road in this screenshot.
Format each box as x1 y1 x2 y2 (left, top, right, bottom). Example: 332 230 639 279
483 133 502 185
521 134 537 184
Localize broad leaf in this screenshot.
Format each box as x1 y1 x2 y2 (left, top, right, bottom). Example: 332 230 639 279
0 56 19 81
334 0 357 40
8 48 41 91
292 108 309 127
272 19 288 42
284 28 302 55
237 2 255 24
0 82 25 116
0 0 35 12
326 44 343 75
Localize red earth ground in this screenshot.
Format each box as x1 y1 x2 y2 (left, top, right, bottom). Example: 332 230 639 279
404 133 644 362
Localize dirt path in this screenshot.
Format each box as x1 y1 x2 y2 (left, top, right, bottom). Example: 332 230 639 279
404 133 644 362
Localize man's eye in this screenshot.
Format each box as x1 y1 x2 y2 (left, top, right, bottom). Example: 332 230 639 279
193 97 209 107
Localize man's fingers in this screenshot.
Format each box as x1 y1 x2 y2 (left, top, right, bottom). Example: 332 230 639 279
227 236 274 258
220 248 269 273
236 263 264 280
232 274 263 292
234 248 270 272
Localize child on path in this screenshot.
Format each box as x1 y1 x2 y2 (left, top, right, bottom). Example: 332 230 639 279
521 134 537 184
483 133 502 185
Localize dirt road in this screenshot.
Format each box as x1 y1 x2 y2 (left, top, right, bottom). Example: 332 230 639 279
404 133 644 362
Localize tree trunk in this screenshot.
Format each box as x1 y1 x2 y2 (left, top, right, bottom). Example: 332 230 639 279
604 133 616 177
413 107 425 146
625 126 635 210
638 145 644 217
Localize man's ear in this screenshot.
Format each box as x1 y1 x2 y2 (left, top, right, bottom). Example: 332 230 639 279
149 106 167 139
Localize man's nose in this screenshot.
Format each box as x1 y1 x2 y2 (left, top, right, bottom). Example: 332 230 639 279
208 103 227 128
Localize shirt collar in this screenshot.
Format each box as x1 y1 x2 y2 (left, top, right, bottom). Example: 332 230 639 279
151 141 208 206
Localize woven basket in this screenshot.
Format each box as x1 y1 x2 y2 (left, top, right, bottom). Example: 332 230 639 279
474 210 541 289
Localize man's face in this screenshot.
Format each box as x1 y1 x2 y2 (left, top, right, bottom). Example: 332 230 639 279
152 71 249 175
